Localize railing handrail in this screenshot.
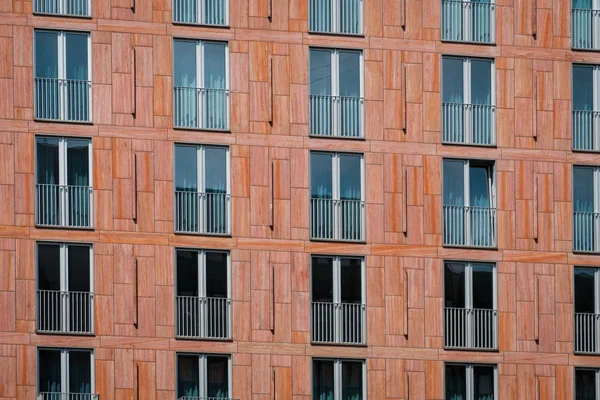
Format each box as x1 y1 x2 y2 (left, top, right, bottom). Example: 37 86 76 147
36 183 93 189
443 204 496 210
444 306 497 312
175 294 232 339
176 294 231 300
573 210 600 215
37 392 99 400
441 0 494 4
174 189 230 195
34 77 92 84
442 101 495 107
174 85 230 92
309 93 364 100
444 306 497 350
177 397 238 400
38 289 94 295
312 300 365 306
311 300 366 344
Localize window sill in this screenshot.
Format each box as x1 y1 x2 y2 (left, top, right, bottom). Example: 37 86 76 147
309 238 366 244
311 341 368 348
442 141 497 148
32 11 93 19
307 30 365 38
36 330 96 336
440 39 496 46
443 347 499 353
34 118 94 125
174 231 232 238
171 21 230 29
34 224 95 231
172 126 231 134
175 336 233 342
309 134 366 141
442 244 498 251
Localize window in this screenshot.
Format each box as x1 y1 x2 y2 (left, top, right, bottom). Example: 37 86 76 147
313 359 365 400
310 152 365 241
38 348 96 400
309 0 363 34
174 144 230 235
445 364 496 400
311 256 365 345
36 243 93 334
441 0 495 43
173 0 228 26
573 166 600 253
33 0 90 16
177 354 232 399
34 30 91 122
442 56 495 145
576 368 600 399
573 65 600 151
173 39 229 131
309 48 364 138
442 159 496 248
574 267 600 353
35 136 93 228
444 261 497 350
573 0 600 50
175 249 231 339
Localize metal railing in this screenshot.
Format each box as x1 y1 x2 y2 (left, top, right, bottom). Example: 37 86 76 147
309 0 363 34
309 94 364 138
35 78 91 122
310 198 365 241
37 290 94 334
442 0 495 43
575 312 600 354
173 86 230 130
35 184 93 228
312 302 366 345
176 296 232 339
444 307 497 350
573 8 600 49
442 102 495 145
38 394 98 400
178 397 237 400
574 211 600 253
173 0 227 25
33 0 90 16
443 205 496 248
174 191 230 235
573 110 599 151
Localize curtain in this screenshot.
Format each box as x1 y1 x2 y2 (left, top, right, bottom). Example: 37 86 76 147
39 350 61 394
207 357 229 398
313 360 334 400
445 365 466 400
69 351 91 394
341 362 363 400
178 356 200 398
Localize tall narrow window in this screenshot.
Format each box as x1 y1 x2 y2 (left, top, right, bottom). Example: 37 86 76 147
443 159 496 248
313 359 365 400
576 368 600 399
38 348 95 400
442 0 495 43
575 267 600 354
310 152 364 241
174 144 230 235
309 49 364 138
444 261 497 350
173 0 228 26
573 166 600 253
573 65 600 151
35 136 93 228
311 256 365 345
445 364 496 400
175 249 231 339
173 39 229 131
34 30 91 123
33 0 90 16
177 354 232 398
442 56 495 145
573 0 600 50
309 0 363 34
37 243 94 334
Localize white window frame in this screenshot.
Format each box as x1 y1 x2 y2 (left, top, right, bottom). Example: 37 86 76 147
312 358 367 400
33 30 92 122
575 368 600 399
573 65 600 151
37 348 95 396
176 353 233 398
573 165 600 252
444 363 498 400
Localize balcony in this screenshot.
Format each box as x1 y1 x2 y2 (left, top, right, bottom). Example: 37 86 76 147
573 8 599 49
178 398 238 400
33 0 90 16
37 290 94 334
175 191 230 235
575 312 600 354
442 102 495 145
311 302 365 345
34 78 91 123
176 296 232 339
441 0 495 43
574 211 600 253
173 0 227 25
173 86 230 130
443 205 496 248
444 307 497 350
35 184 93 228
573 110 599 151
310 198 365 241
38 393 98 400
309 94 364 138
309 0 363 34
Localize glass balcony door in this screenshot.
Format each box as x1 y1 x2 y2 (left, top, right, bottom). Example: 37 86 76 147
38 349 94 399
445 364 496 400
574 166 600 252
576 368 600 399
313 359 365 400
575 267 600 353
573 65 600 151
177 354 231 399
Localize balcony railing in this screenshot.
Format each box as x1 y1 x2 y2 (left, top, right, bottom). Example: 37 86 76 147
442 102 495 145
573 8 599 49
176 296 232 339
35 184 93 228
443 205 496 248
34 78 91 122
310 198 365 241
573 110 599 151
311 302 366 345
38 393 98 400
173 0 228 25
33 0 90 15
575 312 600 354
175 191 230 235
37 290 94 334
574 211 600 253
178 397 238 400
444 307 497 350
309 0 363 34
174 86 230 130
442 0 495 43
309 94 364 138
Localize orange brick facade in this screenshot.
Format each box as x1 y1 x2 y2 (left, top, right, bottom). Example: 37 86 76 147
0 0 594 398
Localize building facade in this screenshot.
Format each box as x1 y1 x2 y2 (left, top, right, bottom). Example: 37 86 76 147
0 0 597 398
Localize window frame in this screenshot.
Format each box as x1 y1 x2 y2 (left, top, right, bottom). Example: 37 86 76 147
311 358 367 400
573 164 600 253
308 0 364 35
171 0 230 26
32 0 92 17
575 367 600 399
573 64 600 151
37 347 95 396
440 0 496 44
173 143 231 197
175 353 233 399
443 363 498 400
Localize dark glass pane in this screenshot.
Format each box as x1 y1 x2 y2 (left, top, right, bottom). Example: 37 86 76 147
207 356 229 398
575 268 596 313
310 49 332 96
574 66 594 111
66 139 90 187
174 40 197 87
312 257 333 302
313 360 334 399
206 252 228 298
39 349 61 393
470 164 491 208
177 250 199 296
175 145 198 192
339 154 361 200
38 243 61 291
177 355 199 398
204 43 226 89
205 147 227 193
340 258 362 303
341 361 363 400
68 245 90 292
65 33 88 80
311 153 332 198
574 167 595 212
576 369 597 400
471 59 492 105
35 31 58 78
473 365 495 400
443 160 465 206
36 137 60 185
69 350 91 394
444 262 465 308
445 364 467 400
472 263 493 310
339 51 360 97
443 57 464 103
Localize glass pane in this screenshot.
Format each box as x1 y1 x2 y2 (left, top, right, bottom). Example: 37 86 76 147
312 257 333 302
310 49 332 96
36 137 60 185
38 244 61 291
444 262 465 308
473 365 495 400
472 264 493 309
313 360 334 400
204 147 227 193
341 361 363 400
574 66 594 111
470 165 491 207
35 31 58 78
443 160 465 205
443 57 464 103
177 250 199 296
575 268 596 313
339 154 361 200
340 258 362 303
206 252 227 297
174 40 197 87
65 33 88 80
471 59 491 105
204 43 226 89
38 349 61 393
66 139 90 186
576 369 597 400
445 364 467 400
177 355 199 398
207 356 229 398
175 145 198 192
68 245 90 292
311 153 333 198
574 0 593 10
339 51 360 97
574 167 595 212
69 351 91 394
